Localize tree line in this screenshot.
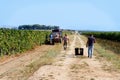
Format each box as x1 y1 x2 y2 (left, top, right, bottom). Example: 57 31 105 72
18 24 59 30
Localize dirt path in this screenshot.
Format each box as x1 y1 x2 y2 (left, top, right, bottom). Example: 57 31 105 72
28 34 120 80
28 34 77 80
0 45 55 80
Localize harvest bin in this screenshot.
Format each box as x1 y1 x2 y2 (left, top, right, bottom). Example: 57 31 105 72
75 48 79 55
75 48 84 55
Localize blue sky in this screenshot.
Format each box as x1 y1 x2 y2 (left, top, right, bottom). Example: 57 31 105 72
0 0 120 31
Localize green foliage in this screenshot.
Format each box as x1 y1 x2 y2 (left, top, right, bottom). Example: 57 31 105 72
0 29 50 56
96 38 120 54
82 31 120 54
18 24 59 30
82 32 120 42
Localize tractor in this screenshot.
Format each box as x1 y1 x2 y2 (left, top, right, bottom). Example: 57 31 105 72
50 29 62 45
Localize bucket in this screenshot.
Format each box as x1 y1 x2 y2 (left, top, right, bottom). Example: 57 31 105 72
75 48 84 55
80 48 83 55
75 48 79 55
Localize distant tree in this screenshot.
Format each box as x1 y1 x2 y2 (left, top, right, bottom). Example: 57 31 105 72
18 24 60 30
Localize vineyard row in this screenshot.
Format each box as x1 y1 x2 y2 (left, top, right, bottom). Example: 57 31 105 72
82 32 120 42
0 29 51 56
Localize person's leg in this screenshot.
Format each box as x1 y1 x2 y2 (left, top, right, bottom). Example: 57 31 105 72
64 42 67 50
63 42 66 50
91 46 94 58
88 46 92 58
88 46 91 58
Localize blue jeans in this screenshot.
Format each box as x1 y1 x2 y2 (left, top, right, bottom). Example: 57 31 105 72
88 46 94 58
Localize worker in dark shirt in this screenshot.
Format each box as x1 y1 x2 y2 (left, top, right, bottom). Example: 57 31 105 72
86 34 96 58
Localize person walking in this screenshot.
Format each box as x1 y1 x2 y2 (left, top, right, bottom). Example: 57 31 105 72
62 34 69 50
86 34 95 58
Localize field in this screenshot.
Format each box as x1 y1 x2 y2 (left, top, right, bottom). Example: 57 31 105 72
0 29 51 56
82 31 120 54
0 30 120 80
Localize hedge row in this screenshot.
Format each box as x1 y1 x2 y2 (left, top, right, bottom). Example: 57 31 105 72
82 32 120 42
0 29 50 56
